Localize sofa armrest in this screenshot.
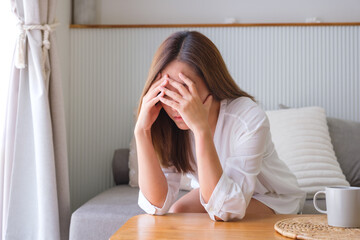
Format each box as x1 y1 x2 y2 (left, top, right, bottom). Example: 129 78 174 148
112 148 130 185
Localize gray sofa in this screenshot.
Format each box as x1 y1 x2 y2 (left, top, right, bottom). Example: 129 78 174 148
69 117 360 240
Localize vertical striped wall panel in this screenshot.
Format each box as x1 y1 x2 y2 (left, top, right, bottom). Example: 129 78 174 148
69 26 360 211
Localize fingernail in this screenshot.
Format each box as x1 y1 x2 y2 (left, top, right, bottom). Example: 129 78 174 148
179 73 183 77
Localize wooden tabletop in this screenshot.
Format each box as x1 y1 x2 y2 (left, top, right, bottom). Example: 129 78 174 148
110 213 314 240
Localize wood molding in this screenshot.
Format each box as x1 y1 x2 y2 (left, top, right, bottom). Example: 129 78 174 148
70 22 360 29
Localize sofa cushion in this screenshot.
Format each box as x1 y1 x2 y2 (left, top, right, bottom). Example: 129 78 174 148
327 117 360 186
266 106 349 199
302 199 326 214
70 185 189 240
69 185 144 240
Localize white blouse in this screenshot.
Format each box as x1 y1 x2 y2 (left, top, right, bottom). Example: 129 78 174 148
138 97 306 221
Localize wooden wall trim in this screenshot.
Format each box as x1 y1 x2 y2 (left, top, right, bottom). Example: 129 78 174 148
70 22 360 29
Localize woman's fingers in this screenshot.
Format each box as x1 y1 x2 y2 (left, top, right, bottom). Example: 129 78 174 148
179 72 198 95
147 73 166 93
148 90 164 106
145 79 167 101
166 79 191 98
159 86 183 103
146 84 162 101
159 96 179 110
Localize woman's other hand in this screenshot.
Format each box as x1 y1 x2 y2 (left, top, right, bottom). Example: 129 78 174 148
159 72 213 134
135 73 166 133
135 73 169 208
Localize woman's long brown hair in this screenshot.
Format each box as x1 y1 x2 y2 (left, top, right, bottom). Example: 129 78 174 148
137 31 255 173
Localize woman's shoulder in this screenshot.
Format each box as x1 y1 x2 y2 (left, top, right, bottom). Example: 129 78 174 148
222 97 268 130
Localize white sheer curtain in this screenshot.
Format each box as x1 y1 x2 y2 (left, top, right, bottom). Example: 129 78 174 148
0 0 16 158
0 2 16 239
0 0 70 239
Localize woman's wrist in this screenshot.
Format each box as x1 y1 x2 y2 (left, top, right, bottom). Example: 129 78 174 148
134 126 152 139
193 124 212 140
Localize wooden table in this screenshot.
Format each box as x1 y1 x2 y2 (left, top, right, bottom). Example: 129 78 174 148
110 213 314 240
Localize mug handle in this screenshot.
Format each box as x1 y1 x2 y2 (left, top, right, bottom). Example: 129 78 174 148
313 190 327 214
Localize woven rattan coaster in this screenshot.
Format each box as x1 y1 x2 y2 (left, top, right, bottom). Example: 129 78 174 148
274 215 360 240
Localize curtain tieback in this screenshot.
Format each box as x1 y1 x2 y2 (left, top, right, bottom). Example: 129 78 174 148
15 22 59 69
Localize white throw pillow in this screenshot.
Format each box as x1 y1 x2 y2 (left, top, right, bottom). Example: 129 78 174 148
128 136 193 191
266 106 349 198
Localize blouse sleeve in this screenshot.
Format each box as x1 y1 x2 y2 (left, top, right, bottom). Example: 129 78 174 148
200 116 269 221
138 166 181 215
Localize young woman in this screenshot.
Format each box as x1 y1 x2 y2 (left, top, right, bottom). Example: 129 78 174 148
135 31 305 221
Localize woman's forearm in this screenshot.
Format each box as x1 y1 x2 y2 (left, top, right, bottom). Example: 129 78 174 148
194 128 223 203
135 129 168 208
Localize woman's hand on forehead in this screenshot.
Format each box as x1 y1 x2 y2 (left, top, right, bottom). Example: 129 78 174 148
158 72 213 133
162 73 184 84
162 73 194 91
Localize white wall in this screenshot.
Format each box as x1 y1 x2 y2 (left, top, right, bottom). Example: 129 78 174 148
69 26 360 211
56 0 71 142
56 0 72 214
68 0 360 212
98 0 360 24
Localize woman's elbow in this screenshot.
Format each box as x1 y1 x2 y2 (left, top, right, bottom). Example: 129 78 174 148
139 204 168 216
214 210 246 222
148 211 167 216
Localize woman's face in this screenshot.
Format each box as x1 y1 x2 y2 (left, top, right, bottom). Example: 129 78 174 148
160 60 210 130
